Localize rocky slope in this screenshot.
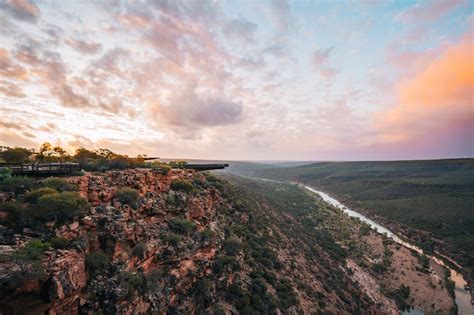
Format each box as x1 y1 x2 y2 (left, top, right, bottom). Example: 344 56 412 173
0 169 455 314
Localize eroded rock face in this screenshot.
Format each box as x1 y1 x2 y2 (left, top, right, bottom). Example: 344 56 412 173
47 250 87 301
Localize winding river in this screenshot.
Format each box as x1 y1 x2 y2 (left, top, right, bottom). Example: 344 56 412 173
303 185 473 315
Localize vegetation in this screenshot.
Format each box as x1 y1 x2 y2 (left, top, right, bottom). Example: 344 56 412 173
25 187 59 203
41 177 75 192
86 251 109 275
0 176 33 196
1 240 50 286
168 217 196 234
115 188 139 209
36 192 89 224
170 179 193 192
131 242 147 259
50 236 69 249
238 159 474 271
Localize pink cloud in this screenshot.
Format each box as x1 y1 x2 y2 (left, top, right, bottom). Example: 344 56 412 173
375 33 474 154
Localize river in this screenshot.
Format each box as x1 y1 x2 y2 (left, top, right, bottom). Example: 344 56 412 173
303 185 473 315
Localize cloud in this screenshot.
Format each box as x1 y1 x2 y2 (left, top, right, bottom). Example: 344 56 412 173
312 47 339 78
65 39 102 54
0 48 28 80
150 85 243 135
375 34 473 147
0 0 40 23
223 18 258 43
269 0 290 32
396 0 467 24
0 80 26 98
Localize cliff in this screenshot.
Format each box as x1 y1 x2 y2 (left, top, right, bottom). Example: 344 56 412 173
0 169 455 314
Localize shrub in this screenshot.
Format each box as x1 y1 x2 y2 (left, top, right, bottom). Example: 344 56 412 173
170 179 193 192
86 251 109 275
115 188 139 209
0 201 31 230
168 217 195 234
131 242 146 259
37 192 89 224
200 228 214 241
223 238 243 256
0 176 33 195
107 156 130 169
41 177 75 192
50 237 69 249
25 187 59 203
6 239 50 285
164 233 182 246
0 167 12 180
151 163 171 175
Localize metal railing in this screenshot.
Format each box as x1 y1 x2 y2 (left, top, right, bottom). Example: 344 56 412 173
0 162 81 176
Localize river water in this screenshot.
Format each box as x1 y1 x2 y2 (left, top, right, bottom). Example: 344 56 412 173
303 185 473 315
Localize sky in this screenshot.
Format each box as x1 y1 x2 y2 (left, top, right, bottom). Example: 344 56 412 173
0 0 472 161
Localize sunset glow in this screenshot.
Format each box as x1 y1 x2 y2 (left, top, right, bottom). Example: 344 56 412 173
0 0 473 160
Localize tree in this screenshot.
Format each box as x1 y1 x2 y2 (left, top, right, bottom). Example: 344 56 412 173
0 147 33 163
6 240 50 287
36 143 69 162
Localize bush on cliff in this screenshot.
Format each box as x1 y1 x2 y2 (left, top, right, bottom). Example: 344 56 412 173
86 251 109 275
223 238 243 256
4 240 50 286
25 187 59 203
41 177 75 192
170 179 193 193
0 201 27 229
169 217 196 234
115 188 139 209
50 236 69 249
131 242 147 259
37 192 89 224
151 162 171 175
0 176 33 196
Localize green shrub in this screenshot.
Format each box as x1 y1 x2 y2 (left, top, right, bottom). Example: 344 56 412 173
0 167 12 180
25 187 59 203
41 177 75 192
151 163 171 175
6 239 50 285
168 217 195 234
115 188 139 209
163 233 182 246
131 242 146 259
223 238 243 256
0 201 31 230
170 179 193 192
37 192 89 224
0 176 33 195
86 251 109 275
50 237 69 249
200 228 214 241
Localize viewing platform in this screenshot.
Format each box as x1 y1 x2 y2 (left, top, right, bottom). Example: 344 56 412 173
0 162 80 176
182 164 229 171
